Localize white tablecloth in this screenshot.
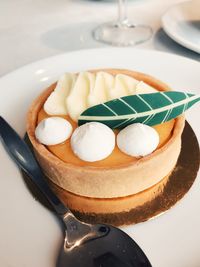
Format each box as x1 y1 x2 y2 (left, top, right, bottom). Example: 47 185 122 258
0 0 199 77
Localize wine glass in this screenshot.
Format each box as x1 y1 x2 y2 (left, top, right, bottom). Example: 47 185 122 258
93 0 152 46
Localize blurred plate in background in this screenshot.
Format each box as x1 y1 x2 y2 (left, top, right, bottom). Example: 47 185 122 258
162 0 200 54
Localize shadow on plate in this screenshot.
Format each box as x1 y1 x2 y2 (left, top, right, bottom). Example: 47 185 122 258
183 20 200 31
21 135 54 212
154 28 200 62
41 24 200 62
41 22 106 52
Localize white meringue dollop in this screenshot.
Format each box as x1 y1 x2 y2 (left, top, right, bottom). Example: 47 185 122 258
71 122 115 162
35 117 72 146
117 123 159 157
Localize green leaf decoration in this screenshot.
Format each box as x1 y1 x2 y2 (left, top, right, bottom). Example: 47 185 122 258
78 91 200 129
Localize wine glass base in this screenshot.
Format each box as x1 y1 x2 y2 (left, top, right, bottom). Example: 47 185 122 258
93 22 153 46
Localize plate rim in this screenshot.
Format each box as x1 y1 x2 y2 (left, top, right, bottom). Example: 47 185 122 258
161 1 200 54
1 47 200 82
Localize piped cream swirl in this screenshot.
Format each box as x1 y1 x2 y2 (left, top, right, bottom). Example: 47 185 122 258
44 71 156 121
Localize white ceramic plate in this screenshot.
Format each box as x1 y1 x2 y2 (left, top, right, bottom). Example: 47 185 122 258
162 0 200 54
0 48 200 267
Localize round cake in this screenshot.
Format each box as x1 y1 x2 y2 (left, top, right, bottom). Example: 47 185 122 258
27 69 185 226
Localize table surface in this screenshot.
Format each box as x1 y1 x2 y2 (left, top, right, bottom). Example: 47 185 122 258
0 0 199 77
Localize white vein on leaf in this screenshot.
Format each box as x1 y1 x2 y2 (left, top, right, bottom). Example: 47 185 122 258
137 95 153 110
160 92 173 104
143 113 155 124
113 117 135 129
118 98 137 113
183 92 189 112
102 103 118 116
162 108 172 123
79 93 199 121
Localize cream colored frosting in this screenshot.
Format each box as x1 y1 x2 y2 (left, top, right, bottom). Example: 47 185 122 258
44 73 76 115
44 71 156 121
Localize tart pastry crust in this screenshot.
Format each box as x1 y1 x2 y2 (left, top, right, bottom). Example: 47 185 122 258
27 69 185 202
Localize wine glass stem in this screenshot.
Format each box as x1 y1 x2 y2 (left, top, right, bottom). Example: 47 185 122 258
118 0 128 25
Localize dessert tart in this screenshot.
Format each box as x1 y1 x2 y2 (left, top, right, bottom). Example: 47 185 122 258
27 69 189 226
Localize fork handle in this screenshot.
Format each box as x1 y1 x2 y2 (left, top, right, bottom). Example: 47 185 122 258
0 116 69 216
